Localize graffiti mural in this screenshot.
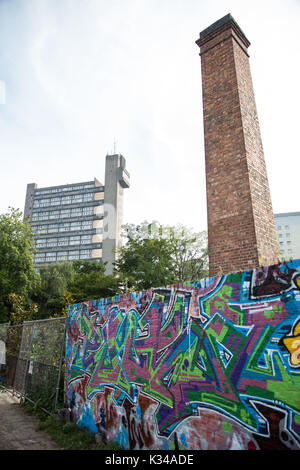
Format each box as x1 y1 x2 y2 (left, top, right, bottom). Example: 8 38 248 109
65 260 300 450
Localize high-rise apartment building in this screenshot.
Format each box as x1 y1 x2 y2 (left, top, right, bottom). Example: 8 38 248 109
275 212 300 261
24 154 130 274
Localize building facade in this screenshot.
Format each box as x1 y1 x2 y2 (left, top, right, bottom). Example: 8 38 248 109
24 154 130 273
275 212 300 261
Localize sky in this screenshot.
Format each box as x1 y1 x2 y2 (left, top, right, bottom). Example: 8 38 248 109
0 0 299 234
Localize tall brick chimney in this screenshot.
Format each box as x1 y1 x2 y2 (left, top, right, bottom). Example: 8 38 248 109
196 14 279 277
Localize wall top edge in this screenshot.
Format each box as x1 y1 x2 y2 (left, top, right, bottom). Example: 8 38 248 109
196 13 250 49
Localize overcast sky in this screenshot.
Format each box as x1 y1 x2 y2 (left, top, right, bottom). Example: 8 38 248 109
0 0 299 233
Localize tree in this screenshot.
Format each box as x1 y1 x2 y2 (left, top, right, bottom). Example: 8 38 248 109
34 260 121 316
35 262 75 318
167 224 208 283
114 221 208 290
72 259 107 275
114 222 176 291
8 293 38 324
0 207 40 323
68 260 120 303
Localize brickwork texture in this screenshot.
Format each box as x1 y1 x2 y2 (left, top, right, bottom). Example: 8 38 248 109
196 14 279 277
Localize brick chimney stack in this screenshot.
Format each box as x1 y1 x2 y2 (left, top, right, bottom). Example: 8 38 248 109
196 14 279 277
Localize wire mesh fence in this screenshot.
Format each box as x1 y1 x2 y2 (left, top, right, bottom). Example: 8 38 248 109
0 317 66 414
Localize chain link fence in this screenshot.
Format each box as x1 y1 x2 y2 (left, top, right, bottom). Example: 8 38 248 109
0 317 66 414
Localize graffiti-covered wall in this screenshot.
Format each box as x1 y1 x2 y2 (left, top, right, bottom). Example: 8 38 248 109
65 261 300 450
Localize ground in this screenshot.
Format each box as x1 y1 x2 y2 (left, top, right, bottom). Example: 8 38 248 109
0 391 61 450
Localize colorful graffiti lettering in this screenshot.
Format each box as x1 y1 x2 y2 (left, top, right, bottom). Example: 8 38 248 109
282 318 300 367
65 260 300 450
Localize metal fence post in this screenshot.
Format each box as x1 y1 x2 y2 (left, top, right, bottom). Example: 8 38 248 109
20 323 34 401
54 319 67 412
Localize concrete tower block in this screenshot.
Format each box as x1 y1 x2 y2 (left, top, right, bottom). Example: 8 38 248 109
102 154 130 275
196 14 279 277
24 183 37 221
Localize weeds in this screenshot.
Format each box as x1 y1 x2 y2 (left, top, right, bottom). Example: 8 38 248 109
21 399 124 450
38 417 97 450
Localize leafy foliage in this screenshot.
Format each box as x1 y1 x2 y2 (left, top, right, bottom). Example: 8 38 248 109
35 260 120 316
8 293 38 324
167 224 208 282
114 221 208 290
67 259 120 302
67 270 120 303
0 208 40 322
34 262 75 318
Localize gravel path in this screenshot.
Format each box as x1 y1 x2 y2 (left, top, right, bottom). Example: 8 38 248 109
0 391 61 450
